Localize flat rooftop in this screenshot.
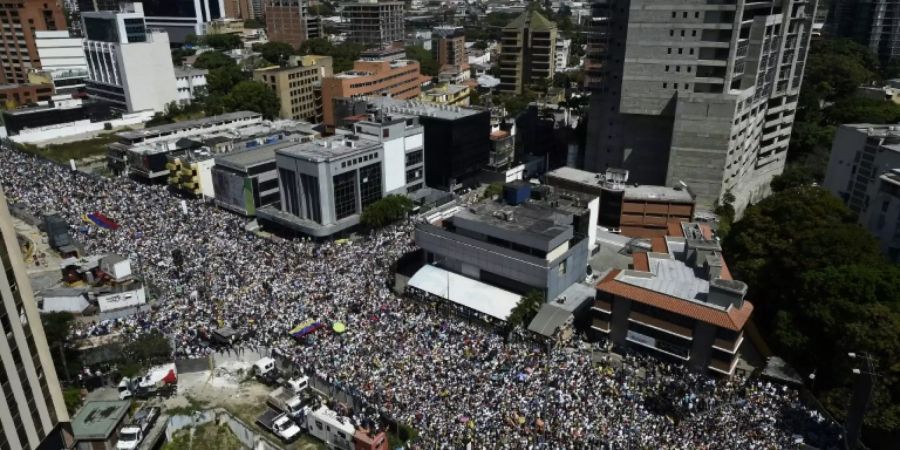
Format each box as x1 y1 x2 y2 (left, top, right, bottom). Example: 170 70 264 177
276 136 381 162
454 200 572 243
72 400 131 440
214 145 283 171
116 111 261 141
174 66 208 77
364 97 484 121
546 166 694 203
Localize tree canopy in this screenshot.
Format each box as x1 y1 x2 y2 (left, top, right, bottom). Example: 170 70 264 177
404 45 438 77
256 41 295 66
723 186 900 436
360 195 414 228
193 51 237 70
225 81 280 119
298 38 364 72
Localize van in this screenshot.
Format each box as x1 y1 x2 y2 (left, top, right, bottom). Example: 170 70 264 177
254 357 276 377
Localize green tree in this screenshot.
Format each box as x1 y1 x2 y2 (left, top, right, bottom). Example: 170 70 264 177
171 47 196 66
41 312 74 347
124 331 172 363
360 195 414 228
405 45 439 77
224 81 280 118
206 64 245 95
770 164 819 192
507 290 544 328
298 39 364 72
256 41 295 65
193 51 237 70
482 181 504 200
824 96 900 125
201 33 242 50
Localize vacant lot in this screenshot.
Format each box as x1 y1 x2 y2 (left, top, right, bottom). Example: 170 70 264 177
16 133 118 164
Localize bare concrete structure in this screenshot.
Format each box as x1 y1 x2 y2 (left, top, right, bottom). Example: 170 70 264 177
584 0 817 212
343 1 404 47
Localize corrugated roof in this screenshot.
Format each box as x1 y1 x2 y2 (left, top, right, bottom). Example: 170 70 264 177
597 270 753 331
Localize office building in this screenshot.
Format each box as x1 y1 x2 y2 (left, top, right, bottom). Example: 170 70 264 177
81 3 179 112
321 53 425 130
174 66 208 104
343 1 404 47
824 123 900 262
77 0 227 44
34 31 90 94
343 111 426 194
545 167 696 237
584 0 817 212
498 9 557 94
223 0 254 19
593 221 754 375
0 0 66 85
432 25 465 70
1 188 72 450
265 0 319 49
212 146 282 216
828 0 900 65
256 135 385 237
413 191 592 302
253 55 333 122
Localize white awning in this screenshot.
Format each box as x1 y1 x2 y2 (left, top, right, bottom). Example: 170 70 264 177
408 265 521 321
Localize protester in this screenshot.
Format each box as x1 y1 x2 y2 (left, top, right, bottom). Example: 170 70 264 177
0 144 842 449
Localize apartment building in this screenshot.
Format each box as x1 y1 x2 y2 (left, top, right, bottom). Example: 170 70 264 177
265 0 320 49
253 55 333 122
0 0 66 85
174 66 208 104
34 30 89 94
432 25 466 69
593 221 754 375
1 189 72 450
343 0 404 47
343 111 426 194
824 123 900 262
498 10 558 94
81 2 178 112
321 56 425 130
555 38 570 72
584 0 817 212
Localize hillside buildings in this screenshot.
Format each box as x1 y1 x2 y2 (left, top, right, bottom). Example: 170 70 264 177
253 55 333 122
583 0 818 212
343 1 404 47
1 189 72 450
824 124 900 262
498 10 558 94
0 0 66 85
81 3 178 113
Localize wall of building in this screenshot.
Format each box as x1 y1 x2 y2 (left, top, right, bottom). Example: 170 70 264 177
118 31 178 112
9 110 154 145
0 0 66 85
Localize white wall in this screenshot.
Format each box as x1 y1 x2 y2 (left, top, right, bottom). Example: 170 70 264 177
96 286 147 312
383 138 406 193
9 110 155 145
119 31 179 112
198 158 216 198
39 295 90 313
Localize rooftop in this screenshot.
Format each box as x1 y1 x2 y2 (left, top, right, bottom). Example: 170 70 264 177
505 9 556 32
116 111 261 141
453 200 573 244
546 167 694 203
174 66 208 78
276 135 381 162
880 168 900 188
364 96 485 120
72 400 131 440
214 144 282 171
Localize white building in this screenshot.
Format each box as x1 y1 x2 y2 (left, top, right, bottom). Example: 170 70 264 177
174 66 208 104
34 30 89 94
306 406 355 450
81 2 178 113
554 38 571 73
824 123 900 262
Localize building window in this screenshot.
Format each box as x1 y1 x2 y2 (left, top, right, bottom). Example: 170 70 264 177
333 171 358 220
359 163 383 209
558 260 567 275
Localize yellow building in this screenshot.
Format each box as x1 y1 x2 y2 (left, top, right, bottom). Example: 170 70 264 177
253 55 333 122
419 83 472 106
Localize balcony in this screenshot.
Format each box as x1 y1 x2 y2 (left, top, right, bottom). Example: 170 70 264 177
713 334 743 353
628 312 693 340
591 318 610 333
708 356 738 375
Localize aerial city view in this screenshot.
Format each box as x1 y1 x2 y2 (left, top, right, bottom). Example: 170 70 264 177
0 0 897 449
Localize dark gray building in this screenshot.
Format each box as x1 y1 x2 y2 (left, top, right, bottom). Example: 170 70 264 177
584 0 817 213
415 199 590 300
342 1 404 47
828 0 900 66
211 146 281 216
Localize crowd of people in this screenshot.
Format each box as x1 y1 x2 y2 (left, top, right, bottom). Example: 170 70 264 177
0 143 842 449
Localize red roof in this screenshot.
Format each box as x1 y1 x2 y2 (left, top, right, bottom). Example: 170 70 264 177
650 237 667 253
490 130 509 140
666 221 684 237
632 252 650 272
596 269 753 331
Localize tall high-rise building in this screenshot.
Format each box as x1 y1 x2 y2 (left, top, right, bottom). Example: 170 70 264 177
498 9 557 94
828 0 900 66
78 1 227 44
265 0 319 49
82 2 178 112
1 188 72 450
0 0 67 85
584 0 817 212
343 1 404 47
35 30 90 94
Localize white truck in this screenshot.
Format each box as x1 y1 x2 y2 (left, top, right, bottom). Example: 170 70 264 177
115 407 159 450
306 405 355 450
266 377 311 421
257 408 302 442
253 357 279 385
118 364 177 400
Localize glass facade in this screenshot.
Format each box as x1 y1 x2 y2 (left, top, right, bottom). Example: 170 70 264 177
332 172 357 220
359 163 382 209
299 174 322 223
123 18 146 43
83 17 118 42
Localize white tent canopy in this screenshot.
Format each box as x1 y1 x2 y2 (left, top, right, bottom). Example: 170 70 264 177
408 265 521 321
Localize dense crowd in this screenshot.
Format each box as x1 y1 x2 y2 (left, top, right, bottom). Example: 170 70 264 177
0 143 842 449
